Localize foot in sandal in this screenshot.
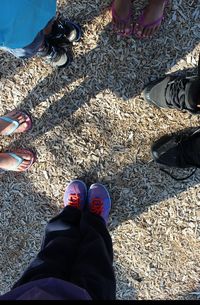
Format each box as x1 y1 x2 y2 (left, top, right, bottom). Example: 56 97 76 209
0 110 32 136
111 0 133 36
0 149 36 172
134 0 168 38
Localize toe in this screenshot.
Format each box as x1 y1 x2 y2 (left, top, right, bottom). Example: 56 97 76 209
118 22 124 33
135 24 143 37
21 153 33 161
124 24 132 35
14 150 33 161
112 18 120 32
14 113 26 124
144 27 152 38
18 164 28 171
20 161 32 168
13 112 31 133
15 121 29 133
153 25 160 35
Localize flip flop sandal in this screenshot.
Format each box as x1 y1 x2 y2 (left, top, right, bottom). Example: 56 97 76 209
134 0 168 39
0 110 32 136
111 1 133 36
0 149 36 172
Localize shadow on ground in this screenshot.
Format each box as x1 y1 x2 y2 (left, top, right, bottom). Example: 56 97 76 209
0 1 198 140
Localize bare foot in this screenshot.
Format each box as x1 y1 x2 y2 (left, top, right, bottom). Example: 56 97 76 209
0 110 31 136
0 150 34 171
112 0 133 35
134 0 167 38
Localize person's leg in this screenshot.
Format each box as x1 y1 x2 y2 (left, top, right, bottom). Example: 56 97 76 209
112 0 133 35
134 0 167 38
1 17 81 68
13 180 87 288
0 29 45 59
70 183 116 300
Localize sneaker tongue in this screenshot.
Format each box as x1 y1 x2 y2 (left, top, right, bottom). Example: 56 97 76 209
166 78 200 112
186 79 200 112
177 87 186 107
165 77 187 108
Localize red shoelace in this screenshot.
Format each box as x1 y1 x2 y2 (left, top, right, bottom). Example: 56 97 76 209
90 198 103 215
68 194 81 209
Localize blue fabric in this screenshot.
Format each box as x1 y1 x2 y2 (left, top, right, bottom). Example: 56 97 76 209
0 0 57 49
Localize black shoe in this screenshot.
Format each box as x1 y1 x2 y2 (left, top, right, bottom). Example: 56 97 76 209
45 17 82 48
151 128 200 179
143 58 200 114
37 42 70 68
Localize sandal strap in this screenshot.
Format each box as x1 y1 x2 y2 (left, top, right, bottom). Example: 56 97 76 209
135 1 167 34
138 13 163 28
0 153 23 171
0 152 24 174
0 117 19 135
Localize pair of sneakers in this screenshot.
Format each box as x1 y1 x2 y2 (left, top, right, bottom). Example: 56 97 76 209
143 56 200 179
37 16 82 68
63 180 111 224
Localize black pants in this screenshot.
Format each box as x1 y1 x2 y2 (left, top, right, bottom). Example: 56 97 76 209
13 206 116 300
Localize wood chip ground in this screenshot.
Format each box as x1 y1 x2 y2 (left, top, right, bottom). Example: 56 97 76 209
0 0 199 300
